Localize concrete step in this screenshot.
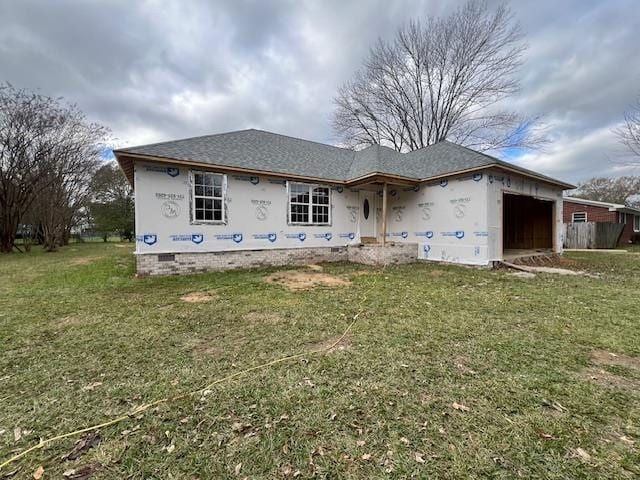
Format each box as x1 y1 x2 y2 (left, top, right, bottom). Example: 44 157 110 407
360 236 378 244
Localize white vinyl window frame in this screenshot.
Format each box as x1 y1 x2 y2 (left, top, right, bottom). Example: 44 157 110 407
571 211 587 223
189 170 227 225
634 215 640 232
286 181 332 226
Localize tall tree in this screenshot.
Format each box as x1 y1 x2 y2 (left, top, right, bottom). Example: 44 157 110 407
333 0 542 153
569 176 640 208
88 162 134 241
615 94 640 163
0 83 108 252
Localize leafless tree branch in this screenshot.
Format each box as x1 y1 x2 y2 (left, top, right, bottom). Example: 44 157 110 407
614 94 640 164
568 176 640 208
0 83 109 252
333 0 545 154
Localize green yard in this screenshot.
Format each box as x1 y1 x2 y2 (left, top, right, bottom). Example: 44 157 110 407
1 244 639 478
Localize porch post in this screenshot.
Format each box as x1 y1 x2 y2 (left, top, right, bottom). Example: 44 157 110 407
381 182 388 246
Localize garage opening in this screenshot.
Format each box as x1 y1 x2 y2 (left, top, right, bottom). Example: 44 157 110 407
503 193 554 257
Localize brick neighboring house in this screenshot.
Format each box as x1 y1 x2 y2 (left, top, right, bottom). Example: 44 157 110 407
563 197 640 245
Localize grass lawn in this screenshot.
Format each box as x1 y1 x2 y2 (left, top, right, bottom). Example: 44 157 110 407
622 243 640 253
1 244 639 478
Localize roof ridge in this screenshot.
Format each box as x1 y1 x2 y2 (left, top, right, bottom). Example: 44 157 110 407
247 128 353 153
403 140 444 157
439 140 502 164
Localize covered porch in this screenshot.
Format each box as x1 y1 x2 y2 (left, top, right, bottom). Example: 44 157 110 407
347 174 417 246
346 174 420 265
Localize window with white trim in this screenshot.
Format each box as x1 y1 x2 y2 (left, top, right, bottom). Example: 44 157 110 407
191 171 225 223
634 215 640 232
288 182 331 225
619 212 627 224
572 212 587 223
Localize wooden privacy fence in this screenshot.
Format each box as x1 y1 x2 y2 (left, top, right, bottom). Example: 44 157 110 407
563 222 624 249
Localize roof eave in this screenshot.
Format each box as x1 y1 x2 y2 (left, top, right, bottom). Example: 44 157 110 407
489 164 575 190
113 151 135 187
113 151 575 191
617 206 640 215
345 171 420 187
564 197 627 209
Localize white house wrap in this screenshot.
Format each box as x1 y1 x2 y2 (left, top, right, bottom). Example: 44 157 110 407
134 163 361 253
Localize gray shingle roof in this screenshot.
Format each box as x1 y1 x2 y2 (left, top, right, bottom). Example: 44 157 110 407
115 128 573 188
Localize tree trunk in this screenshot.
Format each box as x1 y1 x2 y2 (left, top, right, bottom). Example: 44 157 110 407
0 213 19 253
23 234 32 252
0 231 15 253
62 228 71 245
41 222 61 252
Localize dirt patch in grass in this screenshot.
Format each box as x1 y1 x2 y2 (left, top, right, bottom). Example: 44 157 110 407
192 339 224 358
581 367 640 389
547 256 579 269
514 255 578 268
264 271 351 291
427 269 449 277
242 311 284 324
311 334 353 353
580 349 640 389
71 256 101 266
591 349 640 371
180 291 218 303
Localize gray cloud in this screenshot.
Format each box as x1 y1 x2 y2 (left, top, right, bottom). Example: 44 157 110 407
1 0 638 183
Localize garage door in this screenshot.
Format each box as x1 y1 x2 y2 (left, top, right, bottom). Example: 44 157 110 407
503 193 553 249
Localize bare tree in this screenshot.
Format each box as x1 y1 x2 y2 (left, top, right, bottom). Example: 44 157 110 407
0 83 108 253
568 176 640 208
615 94 640 163
35 153 99 251
333 0 543 153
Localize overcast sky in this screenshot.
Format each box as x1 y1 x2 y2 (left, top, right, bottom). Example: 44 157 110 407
1 0 639 183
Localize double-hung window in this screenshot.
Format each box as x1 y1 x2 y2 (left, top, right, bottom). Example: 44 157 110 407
572 212 587 223
288 182 331 225
634 215 640 232
191 171 225 223
619 212 627 224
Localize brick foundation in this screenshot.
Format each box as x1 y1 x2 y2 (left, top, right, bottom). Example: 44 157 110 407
347 243 418 266
136 246 348 276
136 243 419 276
